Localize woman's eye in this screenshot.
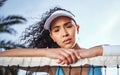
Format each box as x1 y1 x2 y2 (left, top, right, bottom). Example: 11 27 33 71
66 24 73 28
54 29 59 32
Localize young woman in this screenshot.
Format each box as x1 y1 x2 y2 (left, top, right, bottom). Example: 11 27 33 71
0 7 119 75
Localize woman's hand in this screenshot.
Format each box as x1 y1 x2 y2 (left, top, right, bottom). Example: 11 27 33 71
45 48 80 65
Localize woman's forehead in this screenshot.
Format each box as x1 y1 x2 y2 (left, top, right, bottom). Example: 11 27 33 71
50 16 74 27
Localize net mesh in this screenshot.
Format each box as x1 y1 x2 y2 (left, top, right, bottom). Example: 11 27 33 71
0 56 120 75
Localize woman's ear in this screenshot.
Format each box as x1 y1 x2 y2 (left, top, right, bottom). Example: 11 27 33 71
77 25 80 33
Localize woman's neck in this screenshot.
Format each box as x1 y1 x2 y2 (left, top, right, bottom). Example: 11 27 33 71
73 44 81 49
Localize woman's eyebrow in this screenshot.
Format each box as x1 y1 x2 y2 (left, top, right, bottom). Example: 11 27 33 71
64 22 71 25
51 25 60 30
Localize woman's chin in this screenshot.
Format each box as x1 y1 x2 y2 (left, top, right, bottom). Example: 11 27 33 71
62 44 74 49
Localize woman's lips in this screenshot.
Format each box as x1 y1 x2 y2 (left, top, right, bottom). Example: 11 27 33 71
63 38 72 44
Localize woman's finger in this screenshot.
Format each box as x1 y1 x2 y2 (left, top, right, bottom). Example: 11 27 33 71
64 49 78 64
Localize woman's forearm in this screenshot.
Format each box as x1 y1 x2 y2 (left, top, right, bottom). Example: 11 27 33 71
89 45 103 56
79 45 120 59
0 48 81 65
78 45 103 58
0 48 47 57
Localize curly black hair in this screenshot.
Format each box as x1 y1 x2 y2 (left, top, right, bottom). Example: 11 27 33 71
20 7 75 48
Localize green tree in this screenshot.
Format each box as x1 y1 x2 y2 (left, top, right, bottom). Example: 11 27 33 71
0 0 27 50
0 15 27 49
0 0 6 7
0 0 27 75
0 15 27 50
0 15 26 34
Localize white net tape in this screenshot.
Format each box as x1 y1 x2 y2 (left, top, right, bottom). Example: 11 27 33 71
0 56 120 67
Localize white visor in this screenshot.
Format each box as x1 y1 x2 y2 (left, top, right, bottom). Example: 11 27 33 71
44 10 75 30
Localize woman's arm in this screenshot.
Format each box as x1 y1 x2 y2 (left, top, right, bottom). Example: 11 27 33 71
78 45 120 59
0 48 80 65
78 45 103 59
0 48 46 57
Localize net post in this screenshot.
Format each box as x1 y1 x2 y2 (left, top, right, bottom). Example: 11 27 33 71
117 64 119 75
5 65 10 75
35 66 40 75
103 65 107 75
47 66 51 74
25 66 30 75
91 65 94 75
68 66 72 75
80 65 82 75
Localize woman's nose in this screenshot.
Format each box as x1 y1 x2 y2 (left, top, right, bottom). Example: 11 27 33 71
62 28 69 37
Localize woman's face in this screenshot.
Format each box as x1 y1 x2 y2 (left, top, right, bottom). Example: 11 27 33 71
50 16 79 49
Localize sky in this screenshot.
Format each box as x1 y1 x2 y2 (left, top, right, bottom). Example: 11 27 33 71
0 0 120 48
0 0 120 75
